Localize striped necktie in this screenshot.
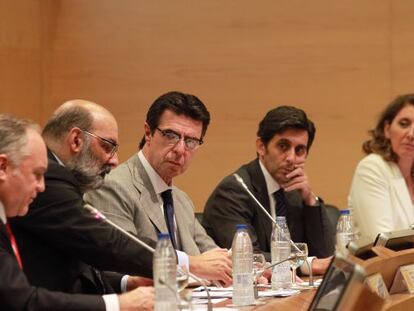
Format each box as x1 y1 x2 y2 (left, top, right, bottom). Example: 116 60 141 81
273 188 288 218
161 190 178 249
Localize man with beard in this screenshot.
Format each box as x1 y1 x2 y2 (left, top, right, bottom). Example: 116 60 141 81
10 100 155 297
202 106 335 275
0 114 154 311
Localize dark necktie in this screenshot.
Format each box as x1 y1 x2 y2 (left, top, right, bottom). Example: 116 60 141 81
5 223 23 269
273 188 288 218
161 190 178 249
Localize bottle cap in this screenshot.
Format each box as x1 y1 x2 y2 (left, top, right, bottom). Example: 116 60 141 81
235 224 248 230
340 209 350 215
157 233 170 239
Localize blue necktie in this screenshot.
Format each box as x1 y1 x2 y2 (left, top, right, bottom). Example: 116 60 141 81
273 188 288 217
161 190 177 249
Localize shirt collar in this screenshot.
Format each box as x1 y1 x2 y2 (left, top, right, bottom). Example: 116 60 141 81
0 201 6 224
258 159 281 195
51 151 65 166
138 150 171 195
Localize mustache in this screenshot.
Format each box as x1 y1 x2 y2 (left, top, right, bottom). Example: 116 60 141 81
100 165 112 176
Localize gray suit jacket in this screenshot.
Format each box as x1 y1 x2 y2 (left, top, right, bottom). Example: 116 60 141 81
85 154 217 255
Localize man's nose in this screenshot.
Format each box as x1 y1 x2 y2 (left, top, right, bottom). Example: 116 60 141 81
172 138 186 154
285 148 296 162
107 152 119 168
37 176 45 193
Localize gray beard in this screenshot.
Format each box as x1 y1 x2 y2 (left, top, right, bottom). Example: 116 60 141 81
66 143 112 193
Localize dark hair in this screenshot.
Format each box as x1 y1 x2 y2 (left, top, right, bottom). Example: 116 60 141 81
42 106 93 141
363 94 414 162
139 91 210 149
257 105 316 150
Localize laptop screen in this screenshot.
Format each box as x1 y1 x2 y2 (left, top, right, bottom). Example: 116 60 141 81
308 256 359 311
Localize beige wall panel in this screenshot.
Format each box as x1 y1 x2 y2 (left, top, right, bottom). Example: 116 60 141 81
391 0 414 95
40 0 394 211
0 0 43 120
8 1 414 211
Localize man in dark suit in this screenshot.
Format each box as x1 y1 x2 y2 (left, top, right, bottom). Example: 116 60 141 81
203 106 335 274
0 114 153 310
10 100 154 295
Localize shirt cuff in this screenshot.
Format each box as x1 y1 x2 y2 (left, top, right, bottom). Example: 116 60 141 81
300 256 316 275
120 275 130 293
176 250 189 270
103 294 120 311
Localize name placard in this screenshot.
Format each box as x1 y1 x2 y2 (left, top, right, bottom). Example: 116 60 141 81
365 273 389 299
390 263 414 294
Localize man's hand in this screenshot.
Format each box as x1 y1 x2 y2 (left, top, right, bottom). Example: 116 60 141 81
311 256 333 275
282 164 317 206
189 248 232 287
126 276 154 291
118 286 154 311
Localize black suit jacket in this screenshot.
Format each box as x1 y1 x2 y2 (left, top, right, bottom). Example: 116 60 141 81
0 220 105 311
202 159 335 261
10 151 154 294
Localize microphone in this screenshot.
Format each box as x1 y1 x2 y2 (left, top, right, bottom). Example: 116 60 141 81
84 203 213 311
84 203 155 253
232 174 313 286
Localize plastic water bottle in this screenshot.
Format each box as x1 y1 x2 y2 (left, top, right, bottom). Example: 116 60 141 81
271 216 292 290
154 233 177 311
232 224 255 306
336 209 357 255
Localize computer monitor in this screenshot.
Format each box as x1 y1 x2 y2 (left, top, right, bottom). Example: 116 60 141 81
374 229 414 251
308 254 365 311
348 237 377 260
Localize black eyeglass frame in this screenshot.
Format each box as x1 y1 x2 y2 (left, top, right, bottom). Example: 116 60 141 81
81 129 119 157
155 127 203 150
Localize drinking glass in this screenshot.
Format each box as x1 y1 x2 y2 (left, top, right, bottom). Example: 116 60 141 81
252 253 266 299
289 243 308 288
176 266 191 310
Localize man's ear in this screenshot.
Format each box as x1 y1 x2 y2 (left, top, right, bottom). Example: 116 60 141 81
144 123 152 145
67 128 84 154
256 138 265 157
0 154 9 182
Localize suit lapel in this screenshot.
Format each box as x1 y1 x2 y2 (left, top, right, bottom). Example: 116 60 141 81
130 156 169 234
0 221 14 256
390 163 414 221
247 160 273 246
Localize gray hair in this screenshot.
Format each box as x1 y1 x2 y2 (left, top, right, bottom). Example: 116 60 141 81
42 105 93 141
0 114 40 165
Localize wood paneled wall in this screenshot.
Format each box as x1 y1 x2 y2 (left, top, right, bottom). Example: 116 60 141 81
2 0 414 211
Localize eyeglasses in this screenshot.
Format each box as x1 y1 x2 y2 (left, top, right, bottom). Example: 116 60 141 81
82 130 119 157
156 127 203 151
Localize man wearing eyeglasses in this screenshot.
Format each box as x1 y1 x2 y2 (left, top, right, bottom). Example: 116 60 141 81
85 91 233 286
10 100 156 304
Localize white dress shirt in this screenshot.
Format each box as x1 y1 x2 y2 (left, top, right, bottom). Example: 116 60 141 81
138 150 189 269
258 161 315 274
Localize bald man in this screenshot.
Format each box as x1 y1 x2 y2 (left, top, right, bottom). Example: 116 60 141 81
0 114 153 311
11 100 154 296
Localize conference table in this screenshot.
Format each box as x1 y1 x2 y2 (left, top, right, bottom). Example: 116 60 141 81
206 287 317 310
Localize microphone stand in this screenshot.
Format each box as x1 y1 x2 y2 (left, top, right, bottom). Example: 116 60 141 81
233 174 313 286
84 204 213 311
